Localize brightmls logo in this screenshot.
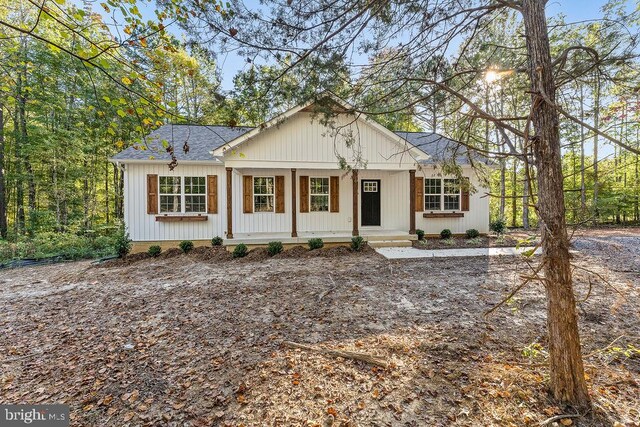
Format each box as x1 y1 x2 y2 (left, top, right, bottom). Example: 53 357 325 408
1 405 69 426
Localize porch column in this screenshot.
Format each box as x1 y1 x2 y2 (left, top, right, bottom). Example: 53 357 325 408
409 169 416 234
226 167 233 239
291 168 298 237
352 169 359 236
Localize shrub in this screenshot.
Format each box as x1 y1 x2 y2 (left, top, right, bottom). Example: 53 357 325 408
114 229 132 258
415 229 425 241
308 238 324 250
351 236 366 252
490 218 506 234
465 228 480 239
440 229 452 239
267 241 283 256
211 236 224 246
179 240 194 253
148 245 162 257
233 243 248 258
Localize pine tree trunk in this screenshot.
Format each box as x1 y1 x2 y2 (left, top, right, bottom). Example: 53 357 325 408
579 86 586 213
521 0 591 409
592 76 600 225
511 159 517 227
0 105 7 239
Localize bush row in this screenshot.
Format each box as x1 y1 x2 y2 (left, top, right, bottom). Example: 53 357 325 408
147 236 368 259
414 228 482 240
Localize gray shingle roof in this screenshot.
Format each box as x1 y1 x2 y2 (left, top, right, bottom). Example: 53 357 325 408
111 124 254 161
394 131 477 165
111 124 475 165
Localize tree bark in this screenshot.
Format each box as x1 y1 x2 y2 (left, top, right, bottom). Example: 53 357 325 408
521 0 590 409
592 75 600 225
0 105 7 239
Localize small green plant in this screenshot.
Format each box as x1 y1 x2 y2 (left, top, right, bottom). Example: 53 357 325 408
522 342 547 360
465 237 482 245
442 238 455 246
465 229 480 238
440 229 452 239
415 229 425 240
233 243 248 258
147 245 162 257
308 238 324 250
114 229 132 258
211 236 224 246
351 236 365 251
179 240 194 253
490 217 506 234
267 241 283 256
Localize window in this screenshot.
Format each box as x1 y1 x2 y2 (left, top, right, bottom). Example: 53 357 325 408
185 177 206 213
424 178 460 211
310 177 329 212
424 179 441 210
160 177 182 213
254 177 274 212
363 181 378 192
443 179 460 210
159 176 207 213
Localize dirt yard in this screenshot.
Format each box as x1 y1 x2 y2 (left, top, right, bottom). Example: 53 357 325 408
1 231 638 426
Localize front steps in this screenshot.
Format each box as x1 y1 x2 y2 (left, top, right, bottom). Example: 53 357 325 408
366 234 416 248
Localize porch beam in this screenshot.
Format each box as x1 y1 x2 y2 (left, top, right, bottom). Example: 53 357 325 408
226 167 233 239
409 169 416 234
352 169 359 236
291 168 297 237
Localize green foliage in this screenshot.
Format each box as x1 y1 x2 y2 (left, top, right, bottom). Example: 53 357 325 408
114 230 132 258
147 245 162 257
490 218 506 234
415 229 425 240
440 229 452 239
232 243 248 258
465 228 480 238
0 231 119 263
267 241 283 256
179 240 194 253
211 236 224 246
350 236 365 251
308 238 324 250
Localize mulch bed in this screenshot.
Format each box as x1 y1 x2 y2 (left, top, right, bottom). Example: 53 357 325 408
414 234 531 250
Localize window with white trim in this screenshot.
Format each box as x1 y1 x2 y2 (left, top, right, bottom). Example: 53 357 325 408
159 177 182 213
159 176 207 213
310 177 329 212
424 178 460 211
185 177 206 212
254 177 274 212
424 178 441 210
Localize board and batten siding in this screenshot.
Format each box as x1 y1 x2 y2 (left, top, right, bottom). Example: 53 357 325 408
223 112 420 170
124 162 226 241
414 167 490 234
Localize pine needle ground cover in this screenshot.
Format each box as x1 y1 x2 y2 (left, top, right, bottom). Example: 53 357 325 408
0 230 638 426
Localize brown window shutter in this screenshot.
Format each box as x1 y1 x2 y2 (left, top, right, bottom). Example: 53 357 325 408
461 177 470 211
415 177 424 212
147 174 158 214
330 176 339 212
299 176 309 213
207 175 218 214
243 175 253 213
275 176 285 213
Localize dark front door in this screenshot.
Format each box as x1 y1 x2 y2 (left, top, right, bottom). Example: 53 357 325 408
361 180 381 226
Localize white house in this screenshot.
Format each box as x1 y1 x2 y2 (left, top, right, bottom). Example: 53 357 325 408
111 95 490 252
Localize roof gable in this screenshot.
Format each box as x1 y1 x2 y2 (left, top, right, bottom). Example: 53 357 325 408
212 93 427 161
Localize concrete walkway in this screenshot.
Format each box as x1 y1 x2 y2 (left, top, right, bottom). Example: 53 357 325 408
375 246 542 259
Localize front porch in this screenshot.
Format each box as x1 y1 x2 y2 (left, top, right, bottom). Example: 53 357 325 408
225 229 417 248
